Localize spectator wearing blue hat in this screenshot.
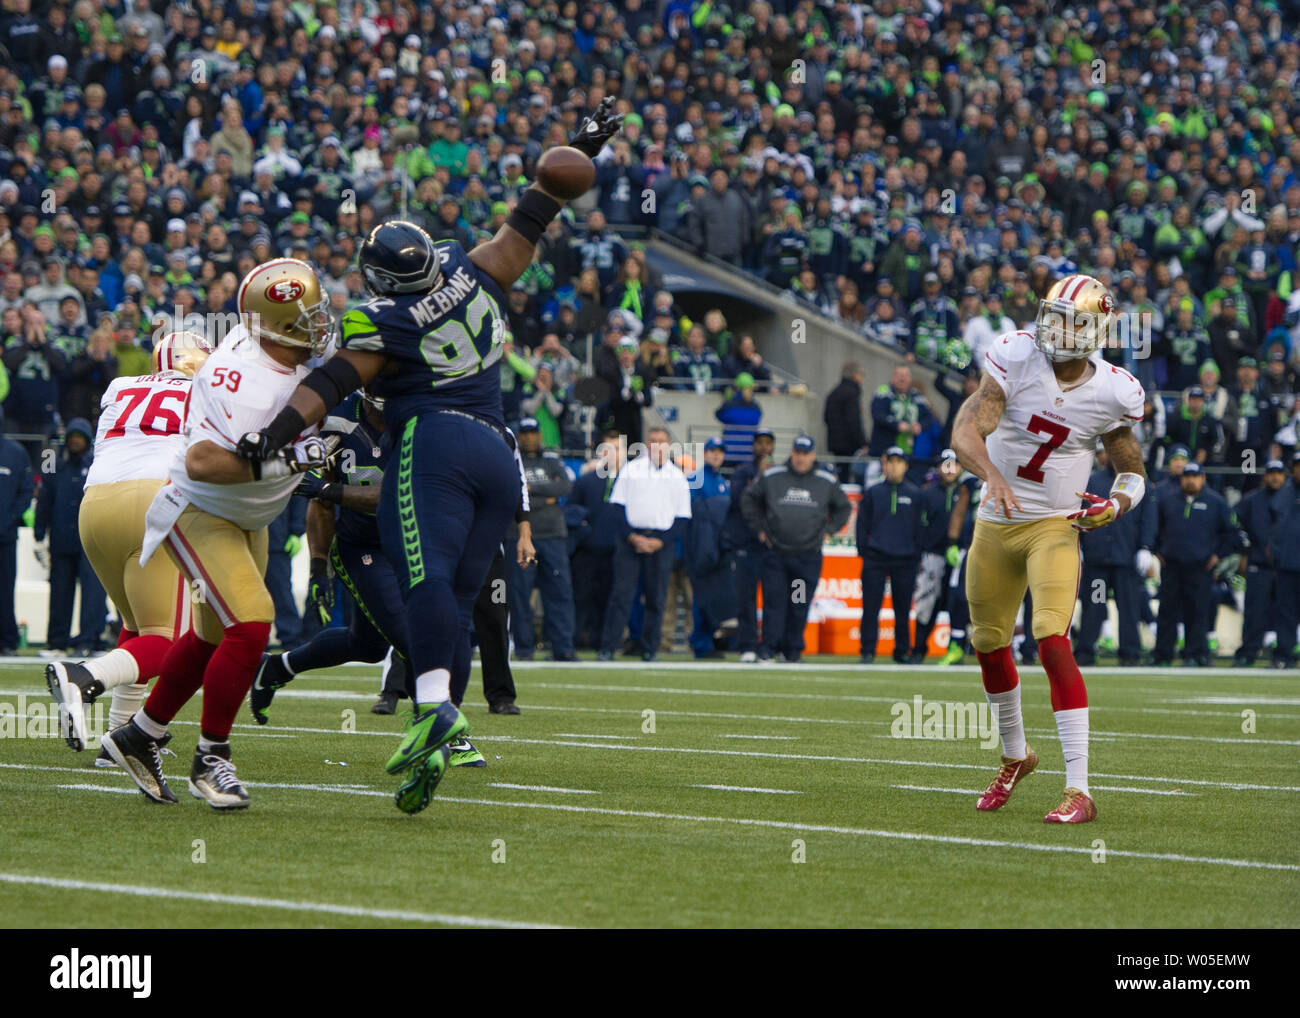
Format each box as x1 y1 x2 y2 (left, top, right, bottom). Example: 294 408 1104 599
1234 459 1291 666
1150 460 1244 666
742 434 850 663
857 447 924 664
686 437 733 659
34 418 106 658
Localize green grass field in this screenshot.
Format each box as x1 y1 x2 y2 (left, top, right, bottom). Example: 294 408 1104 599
1 658 1297 928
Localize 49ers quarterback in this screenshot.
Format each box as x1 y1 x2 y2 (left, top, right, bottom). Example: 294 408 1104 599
952 273 1148 824
45 330 212 758
101 258 335 810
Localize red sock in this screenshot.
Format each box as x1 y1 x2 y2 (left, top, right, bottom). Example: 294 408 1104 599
120 634 172 683
144 630 218 724
116 627 136 649
976 645 1019 694
199 621 271 740
1039 634 1088 710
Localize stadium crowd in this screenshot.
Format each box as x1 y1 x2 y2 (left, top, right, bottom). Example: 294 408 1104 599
2 0 1300 667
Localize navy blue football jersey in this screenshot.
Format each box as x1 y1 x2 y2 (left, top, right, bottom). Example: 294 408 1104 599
321 393 390 547
339 241 509 428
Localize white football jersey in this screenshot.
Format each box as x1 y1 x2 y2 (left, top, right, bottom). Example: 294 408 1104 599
168 325 317 531
86 372 193 487
979 329 1144 523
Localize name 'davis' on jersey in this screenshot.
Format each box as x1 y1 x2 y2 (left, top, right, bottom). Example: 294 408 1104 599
409 265 478 326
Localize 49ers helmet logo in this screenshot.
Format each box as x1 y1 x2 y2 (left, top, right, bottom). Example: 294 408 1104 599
266 278 305 303
1098 293 1116 315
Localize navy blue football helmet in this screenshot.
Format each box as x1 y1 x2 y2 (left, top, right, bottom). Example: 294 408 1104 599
358 220 443 296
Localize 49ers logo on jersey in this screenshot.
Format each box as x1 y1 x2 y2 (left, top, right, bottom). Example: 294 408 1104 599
266 278 305 303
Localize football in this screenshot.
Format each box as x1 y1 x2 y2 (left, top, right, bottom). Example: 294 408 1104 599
535 145 596 201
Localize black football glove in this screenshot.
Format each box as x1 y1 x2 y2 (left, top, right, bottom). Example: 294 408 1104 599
294 469 345 504
569 95 624 158
308 557 334 626
236 430 277 461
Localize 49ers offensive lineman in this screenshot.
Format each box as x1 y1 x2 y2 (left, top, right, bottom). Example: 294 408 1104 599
101 259 334 810
951 273 1148 824
45 331 213 758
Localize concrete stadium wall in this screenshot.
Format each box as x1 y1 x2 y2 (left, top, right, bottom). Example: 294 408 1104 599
644 240 941 448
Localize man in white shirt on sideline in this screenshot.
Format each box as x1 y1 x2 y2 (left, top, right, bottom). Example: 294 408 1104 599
597 426 692 663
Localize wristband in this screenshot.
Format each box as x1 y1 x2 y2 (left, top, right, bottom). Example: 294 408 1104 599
506 187 564 245
318 482 344 504
260 405 309 452
1110 471 1145 511
310 557 329 580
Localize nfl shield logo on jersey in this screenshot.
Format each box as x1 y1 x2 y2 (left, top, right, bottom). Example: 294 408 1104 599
362 554 373 566
1054 397 1064 407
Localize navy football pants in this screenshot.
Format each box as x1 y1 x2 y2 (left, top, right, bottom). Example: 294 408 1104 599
380 415 519 686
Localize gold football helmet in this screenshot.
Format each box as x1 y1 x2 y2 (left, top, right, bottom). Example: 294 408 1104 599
152 329 214 376
1035 273 1117 362
237 258 335 356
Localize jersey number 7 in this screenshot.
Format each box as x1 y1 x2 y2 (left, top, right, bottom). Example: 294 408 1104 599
1016 414 1070 483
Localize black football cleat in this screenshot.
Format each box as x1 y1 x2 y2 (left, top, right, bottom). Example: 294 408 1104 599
371 691 399 715
100 721 177 804
188 743 250 810
488 700 521 715
250 653 292 725
46 660 105 752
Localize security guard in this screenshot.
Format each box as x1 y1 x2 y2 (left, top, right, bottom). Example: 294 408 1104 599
1076 447 1150 666
1151 461 1243 666
742 434 850 663
1234 459 1289 666
508 418 576 661
1267 453 1300 668
34 419 107 655
0 406 33 653
725 427 775 662
857 446 924 664
687 437 733 658
568 429 624 649
914 449 973 662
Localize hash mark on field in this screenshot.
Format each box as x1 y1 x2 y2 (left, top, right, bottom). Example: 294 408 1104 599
58 783 136 795
488 783 599 795
691 784 803 795
0 872 565 928
892 784 1197 798
551 733 637 740
720 734 799 741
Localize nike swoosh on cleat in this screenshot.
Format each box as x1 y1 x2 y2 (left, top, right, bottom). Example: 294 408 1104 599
1055 810 1078 821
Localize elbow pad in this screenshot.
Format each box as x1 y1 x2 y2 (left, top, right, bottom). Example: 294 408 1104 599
1110 472 1145 512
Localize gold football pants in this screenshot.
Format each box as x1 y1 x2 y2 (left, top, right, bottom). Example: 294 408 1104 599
966 516 1080 653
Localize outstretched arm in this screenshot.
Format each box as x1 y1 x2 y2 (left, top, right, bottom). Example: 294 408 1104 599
951 373 1021 518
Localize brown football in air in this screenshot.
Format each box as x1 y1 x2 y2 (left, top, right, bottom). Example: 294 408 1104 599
536 146 596 200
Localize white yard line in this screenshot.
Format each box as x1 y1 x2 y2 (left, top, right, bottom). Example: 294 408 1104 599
487 783 599 795
472 737 1300 793
550 733 638 740
0 871 565 928
39 779 1290 872
892 783 1197 797
690 784 803 795
719 734 800 741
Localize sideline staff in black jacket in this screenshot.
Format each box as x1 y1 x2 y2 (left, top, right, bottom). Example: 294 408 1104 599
857 446 924 664
742 434 850 662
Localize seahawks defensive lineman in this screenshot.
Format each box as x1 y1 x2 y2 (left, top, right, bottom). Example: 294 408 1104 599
236 99 623 813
